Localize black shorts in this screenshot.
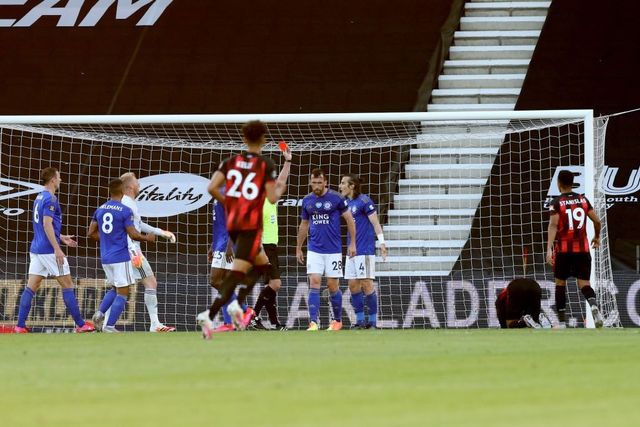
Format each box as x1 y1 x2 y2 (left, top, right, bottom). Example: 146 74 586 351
263 244 281 281
554 252 591 281
504 278 542 322
229 229 263 263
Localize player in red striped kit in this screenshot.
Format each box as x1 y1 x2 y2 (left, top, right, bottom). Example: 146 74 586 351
196 120 285 339
546 170 603 328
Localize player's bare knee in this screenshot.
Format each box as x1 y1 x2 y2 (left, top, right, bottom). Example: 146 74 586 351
362 280 375 295
269 279 281 292
309 274 322 289
348 279 361 293
142 276 158 290
56 275 75 289
327 278 340 292
577 279 590 289
117 286 130 297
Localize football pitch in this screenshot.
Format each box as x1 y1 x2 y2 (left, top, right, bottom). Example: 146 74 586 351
2 330 639 427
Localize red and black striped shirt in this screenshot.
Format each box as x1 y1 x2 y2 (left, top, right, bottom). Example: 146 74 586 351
218 152 276 231
549 192 593 253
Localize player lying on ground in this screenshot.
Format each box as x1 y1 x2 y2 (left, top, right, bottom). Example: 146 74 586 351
495 278 551 328
15 167 95 333
296 168 356 331
546 170 604 328
197 120 285 339
339 173 387 329
89 179 155 333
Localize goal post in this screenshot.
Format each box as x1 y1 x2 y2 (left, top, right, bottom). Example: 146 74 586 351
0 110 620 330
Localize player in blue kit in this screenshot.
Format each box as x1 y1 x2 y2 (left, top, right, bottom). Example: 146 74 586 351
14 167 96 333
296 168 356 331
339 174 387 329
88 179 155 333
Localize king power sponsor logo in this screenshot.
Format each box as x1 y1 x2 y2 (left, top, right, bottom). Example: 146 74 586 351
545 165 640 208
136 173 211 217
0 0 173 28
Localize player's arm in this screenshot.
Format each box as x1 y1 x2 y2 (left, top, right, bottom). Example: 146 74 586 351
43 215 65 265
208 171 226 203
342 210 357 258
87 220 100 241
296 219 309 264
546 213 559 265
265 181 285 204
140 221 176 243
126 225 156 243
587 209 602 248
277 147 292 190
367 212 387 261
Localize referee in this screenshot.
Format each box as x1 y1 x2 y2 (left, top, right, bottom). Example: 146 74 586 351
251 146 292 330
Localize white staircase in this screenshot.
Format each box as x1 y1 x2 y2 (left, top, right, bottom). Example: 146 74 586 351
379 0 551 276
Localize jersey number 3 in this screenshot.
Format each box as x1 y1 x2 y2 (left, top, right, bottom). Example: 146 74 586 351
227 170 258 200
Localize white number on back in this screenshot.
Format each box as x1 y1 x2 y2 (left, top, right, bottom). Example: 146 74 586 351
226 170 258 200
566 207 585 230
102 212 114 234
33 203 40 223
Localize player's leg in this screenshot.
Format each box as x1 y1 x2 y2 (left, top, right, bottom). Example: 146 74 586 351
209 266 235 332
345 255 365 328
93 282 117 331
575 253 603 328
325 253 344 331
553 253 570 327
306 251 325 331
362 255 378 329
103 262 135 332
140 273 175 332
15 254 46 332
55 273 95 332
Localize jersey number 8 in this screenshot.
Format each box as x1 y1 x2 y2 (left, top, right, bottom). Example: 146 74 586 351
227 170 258 200
101 212 114 234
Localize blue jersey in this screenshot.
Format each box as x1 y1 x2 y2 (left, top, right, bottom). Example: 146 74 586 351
347 194 377 256
301 189 349 254
211 192 229 252
30 191 62 254
92 200 135 264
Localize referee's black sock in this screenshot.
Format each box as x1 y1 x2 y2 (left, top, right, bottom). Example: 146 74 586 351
254 285 276 317
237 264 271 305
555 285 567 323
580 285 597 307
261 287 281 326
209 270 245 321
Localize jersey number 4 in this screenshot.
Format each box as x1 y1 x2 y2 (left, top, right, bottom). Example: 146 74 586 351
566 207 585 230
227 170 258 200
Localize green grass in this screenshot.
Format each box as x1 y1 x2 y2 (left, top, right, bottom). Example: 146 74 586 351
1 330 639 427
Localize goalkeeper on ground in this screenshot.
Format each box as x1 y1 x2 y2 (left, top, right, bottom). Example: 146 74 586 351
495 278 551 328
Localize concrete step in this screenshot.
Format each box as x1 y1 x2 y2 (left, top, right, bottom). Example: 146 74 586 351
460 16 545 31
443 59 530 75
410 152 498 164
449 45 534 60
404 163 492 179
376 256 458 272
427 103 515 112
454 30 541 46
465 2 551 17
431 88 520 104
398 178 486 195
384 224 471 240
378 240 466 257
388 209 477 225
419 121 510 135
376 270 451 277
438 74 525 89
394 194 483 209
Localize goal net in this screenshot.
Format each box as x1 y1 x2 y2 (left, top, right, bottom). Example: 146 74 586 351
0 111 620 331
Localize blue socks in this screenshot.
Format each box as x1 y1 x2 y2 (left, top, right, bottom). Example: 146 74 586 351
351 291 365 325
308 288 320 323
62 288 85 327
366 292 378 326
106 295 127 327
222 293 237 325
17 287 35 328
99 288 117 313
330 289 343 322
